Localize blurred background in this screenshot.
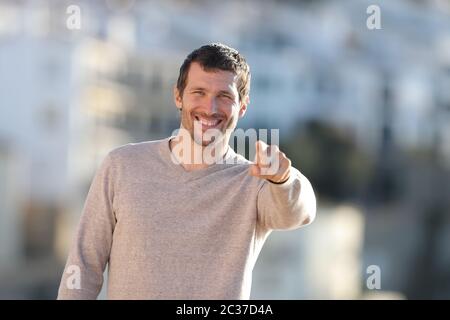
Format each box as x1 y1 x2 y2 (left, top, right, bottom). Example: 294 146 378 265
1 0 450 299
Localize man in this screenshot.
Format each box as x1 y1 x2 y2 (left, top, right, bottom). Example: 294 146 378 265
57 43 316 299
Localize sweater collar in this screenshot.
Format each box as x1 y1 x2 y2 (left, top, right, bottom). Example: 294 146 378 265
158 136 238 181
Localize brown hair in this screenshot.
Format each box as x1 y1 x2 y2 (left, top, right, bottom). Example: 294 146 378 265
176 43 251 103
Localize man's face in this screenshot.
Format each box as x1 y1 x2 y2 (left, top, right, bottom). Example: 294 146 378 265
174 62 248 146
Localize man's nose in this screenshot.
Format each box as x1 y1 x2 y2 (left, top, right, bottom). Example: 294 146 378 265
204 96 219 114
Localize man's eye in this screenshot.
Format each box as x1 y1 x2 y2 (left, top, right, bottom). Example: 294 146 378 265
220 94 232 100
193 91 204 95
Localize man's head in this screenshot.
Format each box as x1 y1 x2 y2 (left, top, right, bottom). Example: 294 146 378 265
174 43 251 146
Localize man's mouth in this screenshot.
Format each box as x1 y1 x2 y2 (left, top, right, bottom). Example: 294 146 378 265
193 115 223 129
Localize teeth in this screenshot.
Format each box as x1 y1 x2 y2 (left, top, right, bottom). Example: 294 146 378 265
196 117 220 126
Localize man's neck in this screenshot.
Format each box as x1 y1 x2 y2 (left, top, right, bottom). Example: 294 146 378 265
169 135 229 171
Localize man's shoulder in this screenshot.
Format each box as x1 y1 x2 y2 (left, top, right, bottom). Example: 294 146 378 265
107 138 166 162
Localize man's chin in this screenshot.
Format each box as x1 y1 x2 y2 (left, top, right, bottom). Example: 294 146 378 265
193 136 216 147
192 130 225 147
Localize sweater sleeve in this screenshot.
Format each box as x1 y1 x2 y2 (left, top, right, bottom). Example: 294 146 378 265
57 153 117 299
256 167 316 231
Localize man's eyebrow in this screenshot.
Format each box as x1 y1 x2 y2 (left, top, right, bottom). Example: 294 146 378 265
189 86 206 91
189 87 235 96
218 90 235 96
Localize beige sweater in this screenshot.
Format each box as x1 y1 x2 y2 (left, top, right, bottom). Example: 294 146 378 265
57 136 316 299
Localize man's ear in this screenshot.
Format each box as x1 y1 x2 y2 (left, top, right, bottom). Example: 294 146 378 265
238 95 249 118
173 86 182 110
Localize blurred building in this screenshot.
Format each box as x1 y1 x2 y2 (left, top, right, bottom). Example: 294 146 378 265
252 204 365 299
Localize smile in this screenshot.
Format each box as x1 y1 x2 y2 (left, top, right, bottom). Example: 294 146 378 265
194 115 223 128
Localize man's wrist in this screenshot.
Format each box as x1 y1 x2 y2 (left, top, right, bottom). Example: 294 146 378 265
267 175 290 185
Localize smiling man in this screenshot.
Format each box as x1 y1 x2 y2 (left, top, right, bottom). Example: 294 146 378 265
57 43 316 300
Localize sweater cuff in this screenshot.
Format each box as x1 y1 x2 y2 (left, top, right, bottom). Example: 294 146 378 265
268 176 289 185
267 172 297 189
